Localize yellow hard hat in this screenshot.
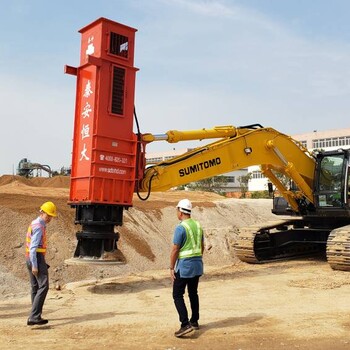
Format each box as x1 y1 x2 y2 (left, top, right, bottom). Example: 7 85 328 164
40 201 57 217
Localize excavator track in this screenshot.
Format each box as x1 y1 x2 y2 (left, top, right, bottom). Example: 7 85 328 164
326 225 350 271
233 225 260 263
234 219 295 263
234 219 325 263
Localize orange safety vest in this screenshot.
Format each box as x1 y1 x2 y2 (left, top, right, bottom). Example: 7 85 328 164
25 221 47 257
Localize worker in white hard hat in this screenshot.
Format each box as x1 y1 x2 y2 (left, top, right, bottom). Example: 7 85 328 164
170 198 204 337
25 201 57 326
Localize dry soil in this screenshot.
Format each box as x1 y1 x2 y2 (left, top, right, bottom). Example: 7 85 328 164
0 175 349 350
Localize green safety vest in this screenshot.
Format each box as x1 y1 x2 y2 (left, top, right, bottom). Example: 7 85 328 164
178 218 203 259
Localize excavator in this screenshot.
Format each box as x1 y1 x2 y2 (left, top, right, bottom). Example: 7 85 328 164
138 125 350 271
65 18 350 271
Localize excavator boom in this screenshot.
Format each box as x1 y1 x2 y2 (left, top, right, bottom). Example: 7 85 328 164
139 126 315 213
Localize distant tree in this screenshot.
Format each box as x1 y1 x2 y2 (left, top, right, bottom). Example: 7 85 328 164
250 190 270 199
273 171 290 189
238 173 252 198
187 175 228 194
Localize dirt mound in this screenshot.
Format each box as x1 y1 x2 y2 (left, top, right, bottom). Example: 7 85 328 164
0 175 37 187
0 175 70 188
0 177 276 297
39 176 70 188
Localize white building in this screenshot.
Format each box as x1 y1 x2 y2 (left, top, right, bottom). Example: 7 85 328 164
248 127 350 192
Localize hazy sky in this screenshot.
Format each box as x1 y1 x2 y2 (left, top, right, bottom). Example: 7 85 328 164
1 0 350 175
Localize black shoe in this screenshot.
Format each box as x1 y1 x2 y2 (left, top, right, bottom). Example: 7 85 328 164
190 321 199 330
174 324 193 337
27 318 49 326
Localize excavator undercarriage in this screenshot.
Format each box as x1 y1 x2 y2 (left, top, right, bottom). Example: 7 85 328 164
234 219 350 271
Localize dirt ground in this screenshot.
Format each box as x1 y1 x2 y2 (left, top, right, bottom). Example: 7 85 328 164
0 175 350 349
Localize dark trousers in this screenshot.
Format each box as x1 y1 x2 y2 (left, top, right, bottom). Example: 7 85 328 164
26 254 49 320
173 272 200 327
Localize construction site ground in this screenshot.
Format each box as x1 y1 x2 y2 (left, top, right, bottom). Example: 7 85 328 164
0 175 349 350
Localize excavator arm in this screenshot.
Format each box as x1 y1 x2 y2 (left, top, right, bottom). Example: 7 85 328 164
138 125 316 214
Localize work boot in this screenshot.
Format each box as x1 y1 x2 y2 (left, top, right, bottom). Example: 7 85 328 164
27 318 49 326
174 324 193 337
190 321 199 330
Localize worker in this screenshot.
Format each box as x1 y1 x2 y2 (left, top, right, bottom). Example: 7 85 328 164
170 199 204 337
25 201 57 326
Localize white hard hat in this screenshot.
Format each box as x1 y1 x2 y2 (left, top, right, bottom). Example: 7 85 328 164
177 199 192 214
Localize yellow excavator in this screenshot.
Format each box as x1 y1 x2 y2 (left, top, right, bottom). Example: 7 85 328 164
137 124 350 271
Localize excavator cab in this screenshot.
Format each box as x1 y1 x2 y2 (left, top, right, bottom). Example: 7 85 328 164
314 149 350 210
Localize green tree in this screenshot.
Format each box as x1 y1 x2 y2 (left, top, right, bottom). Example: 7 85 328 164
238 173 252 198
187 175 228 194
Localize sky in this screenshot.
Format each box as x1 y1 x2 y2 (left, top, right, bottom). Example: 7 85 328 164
1 0 350 175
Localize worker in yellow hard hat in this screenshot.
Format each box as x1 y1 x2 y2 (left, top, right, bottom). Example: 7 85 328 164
25 201 57 326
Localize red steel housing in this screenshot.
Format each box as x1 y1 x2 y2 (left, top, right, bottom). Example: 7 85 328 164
67 17 138 206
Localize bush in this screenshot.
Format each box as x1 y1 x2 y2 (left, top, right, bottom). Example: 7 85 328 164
250 190 270 199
